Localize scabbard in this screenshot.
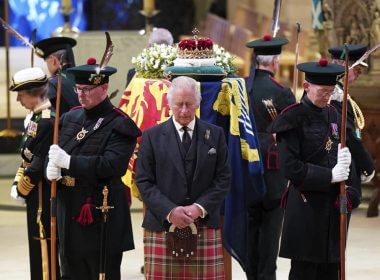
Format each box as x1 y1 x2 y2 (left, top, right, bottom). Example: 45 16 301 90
39 221 50 280
98 217 108 280
37 181 50 280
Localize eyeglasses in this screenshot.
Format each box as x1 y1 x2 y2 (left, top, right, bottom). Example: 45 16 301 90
316 89 333 97
73 85 100 95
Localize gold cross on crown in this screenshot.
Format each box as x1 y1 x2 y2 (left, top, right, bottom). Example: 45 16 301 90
192 28 199 48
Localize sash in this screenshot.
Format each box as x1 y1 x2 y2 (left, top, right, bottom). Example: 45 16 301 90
61 110 118 154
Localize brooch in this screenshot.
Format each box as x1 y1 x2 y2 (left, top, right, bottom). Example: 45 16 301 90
76 127 89 142
325 137 333 153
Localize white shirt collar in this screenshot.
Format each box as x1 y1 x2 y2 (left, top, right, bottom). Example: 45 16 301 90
172 117 196 135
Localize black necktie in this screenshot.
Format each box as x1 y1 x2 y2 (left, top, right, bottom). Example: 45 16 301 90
182 126 191 153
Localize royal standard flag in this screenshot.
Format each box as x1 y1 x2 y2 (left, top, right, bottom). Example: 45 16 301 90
119 77 171 199
200 78 266 271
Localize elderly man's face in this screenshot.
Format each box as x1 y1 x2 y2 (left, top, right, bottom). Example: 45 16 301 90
304 82 335 108
75 83 108 109
169 87 198 127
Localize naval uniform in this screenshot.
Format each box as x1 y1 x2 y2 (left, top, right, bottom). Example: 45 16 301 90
56 97 141 280
14 101 59 280
246 69 296 280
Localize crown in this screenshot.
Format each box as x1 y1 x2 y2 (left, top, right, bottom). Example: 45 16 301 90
178 28 214 59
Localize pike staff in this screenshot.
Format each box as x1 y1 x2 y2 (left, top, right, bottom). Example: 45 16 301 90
339 44 350 280
292 22 301 96
50 56 64 280
271 0 282 37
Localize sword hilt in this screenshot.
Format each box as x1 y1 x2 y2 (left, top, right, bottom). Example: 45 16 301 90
96 186 114 222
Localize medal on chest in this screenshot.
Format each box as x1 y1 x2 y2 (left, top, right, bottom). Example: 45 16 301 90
27 121 38 138
76 127 89 142
93 117 104 131
325 123 339 153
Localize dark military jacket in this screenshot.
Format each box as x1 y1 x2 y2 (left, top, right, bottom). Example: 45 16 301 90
248 69 296 208
14 101 58 279
270 96 361 263
47 64 80 114
56 98 141 257
330 82 375 182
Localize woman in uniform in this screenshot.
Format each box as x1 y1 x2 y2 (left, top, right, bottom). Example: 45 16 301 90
9 67 59 280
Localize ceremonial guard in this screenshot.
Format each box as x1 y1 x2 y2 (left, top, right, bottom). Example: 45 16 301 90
329 44 375 197
9 67 59 280
35 36 80 114
46 57 141 280
245 35 296 280
271 60 359 279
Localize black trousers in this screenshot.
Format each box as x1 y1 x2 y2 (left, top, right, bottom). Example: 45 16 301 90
67 252 123 280
289 260 339 280
246 205 284 280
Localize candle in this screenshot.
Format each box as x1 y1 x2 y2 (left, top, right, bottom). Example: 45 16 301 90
62 0 72 10
143 0 155 12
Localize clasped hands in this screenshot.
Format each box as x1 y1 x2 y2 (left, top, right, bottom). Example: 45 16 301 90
331 144 352 183
46 144 71 181
168 204 202 229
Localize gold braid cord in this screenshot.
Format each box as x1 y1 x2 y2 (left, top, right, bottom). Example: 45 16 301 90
348 95 365 130
13 167 24 182
17 175 35 196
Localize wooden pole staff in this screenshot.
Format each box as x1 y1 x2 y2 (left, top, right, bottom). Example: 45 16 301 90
339 44 350 280
50 57 63 280
292 22 301 97
4 0 11 131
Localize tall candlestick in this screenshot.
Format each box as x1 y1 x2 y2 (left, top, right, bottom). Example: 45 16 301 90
143 0 155 12
62 0 71 10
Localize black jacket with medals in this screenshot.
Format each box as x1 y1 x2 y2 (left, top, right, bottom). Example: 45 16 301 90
270 95 361 263
56 97 141 257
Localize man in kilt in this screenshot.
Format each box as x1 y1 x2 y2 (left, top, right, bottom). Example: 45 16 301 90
135 76 231 279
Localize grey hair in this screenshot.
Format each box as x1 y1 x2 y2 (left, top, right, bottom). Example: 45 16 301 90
148 28 174 46
256 55 279 66
167 76 201 106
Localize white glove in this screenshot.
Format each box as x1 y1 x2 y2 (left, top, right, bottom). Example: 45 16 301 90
331 163 350 183
361 170 375 184
49 144 71 169
46 161 62 181
337 144 351 168
10 185 25 205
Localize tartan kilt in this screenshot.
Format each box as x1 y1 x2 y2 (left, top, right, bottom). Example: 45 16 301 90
144 225 225 279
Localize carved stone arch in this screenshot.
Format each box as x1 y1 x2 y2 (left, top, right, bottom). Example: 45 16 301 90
334 0 371 45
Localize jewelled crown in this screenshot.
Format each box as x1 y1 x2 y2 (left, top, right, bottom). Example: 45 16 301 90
178 28 214 59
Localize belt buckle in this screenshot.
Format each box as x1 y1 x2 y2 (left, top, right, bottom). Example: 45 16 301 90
62 176 75 187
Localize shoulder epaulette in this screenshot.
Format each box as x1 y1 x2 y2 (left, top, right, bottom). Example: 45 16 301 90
113 107 130 118
69 106 83 111
41 108 53 119
280 102 300 114
269 76 284 89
